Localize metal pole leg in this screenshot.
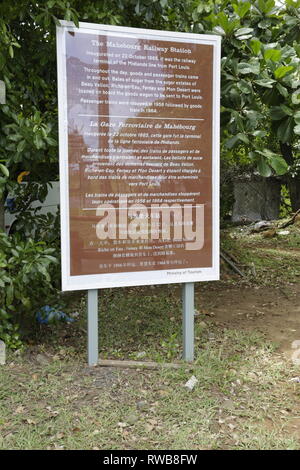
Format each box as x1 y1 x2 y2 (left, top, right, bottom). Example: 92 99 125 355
88 289 98 366
182 282 194 362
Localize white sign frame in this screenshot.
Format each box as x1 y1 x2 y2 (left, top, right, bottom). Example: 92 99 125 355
56 21 221 291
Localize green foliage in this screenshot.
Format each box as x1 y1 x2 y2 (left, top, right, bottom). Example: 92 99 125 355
0 0 125 182
0 0 299 191
0 1 299 345
220 169 235 223
279 184 292 218
0 164 9 200
137 0 300 208
0 231 59 348
0 0 126 344
131 0 300 179
6 181 60 246
2 107 57 166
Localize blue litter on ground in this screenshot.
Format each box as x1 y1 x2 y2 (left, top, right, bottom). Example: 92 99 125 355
36 305 75 324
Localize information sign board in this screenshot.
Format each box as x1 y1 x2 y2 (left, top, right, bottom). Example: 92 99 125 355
57 21 220 291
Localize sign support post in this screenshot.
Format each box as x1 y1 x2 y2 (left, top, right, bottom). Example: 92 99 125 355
182 282 194 362
88 289 98 366
57 21 220 367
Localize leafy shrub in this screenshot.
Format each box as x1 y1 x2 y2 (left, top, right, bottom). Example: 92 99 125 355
5 181 60 243
0 231 59 348
279 184 292 219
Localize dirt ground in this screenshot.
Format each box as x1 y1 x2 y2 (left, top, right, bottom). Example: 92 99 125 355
199 283 300 358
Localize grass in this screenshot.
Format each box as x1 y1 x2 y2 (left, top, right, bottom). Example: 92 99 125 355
221 223 300 286
1 225 300 450
1 322 300 450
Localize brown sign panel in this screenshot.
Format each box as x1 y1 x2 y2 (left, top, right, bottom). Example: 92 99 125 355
57 22 220 290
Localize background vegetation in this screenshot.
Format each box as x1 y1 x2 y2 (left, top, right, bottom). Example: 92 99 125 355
0 0 299 345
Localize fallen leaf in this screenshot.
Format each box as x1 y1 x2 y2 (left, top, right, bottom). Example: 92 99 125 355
24 419 36 425
145 424 154 432
289 377 300 383
147 419 158 426
158 390 168 396
53 443 64 450
15 405 25 414
46 407 60 417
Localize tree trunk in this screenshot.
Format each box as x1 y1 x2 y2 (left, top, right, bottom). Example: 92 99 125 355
288 178 300 212
280 142 300 212
0 196 4 232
